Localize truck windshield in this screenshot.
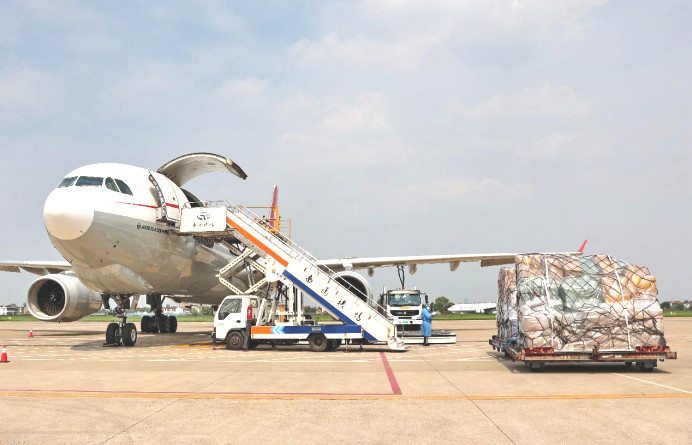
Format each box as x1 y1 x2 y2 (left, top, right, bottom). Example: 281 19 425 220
218 298 241 320
389 293 421 306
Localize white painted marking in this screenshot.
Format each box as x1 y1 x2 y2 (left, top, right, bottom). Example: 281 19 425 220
613 373 692 394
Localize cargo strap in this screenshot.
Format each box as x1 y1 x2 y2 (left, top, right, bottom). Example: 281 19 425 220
543 260 556 347
609 256 632 349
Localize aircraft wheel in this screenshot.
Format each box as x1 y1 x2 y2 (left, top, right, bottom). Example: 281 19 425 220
105 322 118 344
122 323 137 347
226 331 244 350
169 316 178 333
308 334 328 352
149 316 159 333
140 316 150 333
158 316 169 333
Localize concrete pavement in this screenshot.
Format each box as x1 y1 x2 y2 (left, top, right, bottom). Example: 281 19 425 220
0 319 690 444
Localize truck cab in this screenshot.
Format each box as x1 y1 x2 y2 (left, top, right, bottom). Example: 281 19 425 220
213 295 258 349
378 289 426 329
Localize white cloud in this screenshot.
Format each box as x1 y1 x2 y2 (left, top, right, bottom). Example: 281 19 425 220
219 77 268 99
289 33 433 70
404 176 531 203
104 63 184 115
290 2 609 70
525 132 613 159
275 92 408 168
463 85 592 118
0 68 60 121
322 92 391 133
363 0 609 38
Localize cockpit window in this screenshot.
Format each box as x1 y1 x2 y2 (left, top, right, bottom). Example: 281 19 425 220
114 179 133 196
75 176 104 187
58 177 77 188
105 177 119 192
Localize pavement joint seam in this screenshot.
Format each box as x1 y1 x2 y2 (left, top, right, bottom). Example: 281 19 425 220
412 346 517 445
99 350 252 444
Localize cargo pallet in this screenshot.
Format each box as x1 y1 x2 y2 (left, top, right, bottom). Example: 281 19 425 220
490 335 677 372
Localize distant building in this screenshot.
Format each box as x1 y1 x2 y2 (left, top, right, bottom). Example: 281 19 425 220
0 304 21 316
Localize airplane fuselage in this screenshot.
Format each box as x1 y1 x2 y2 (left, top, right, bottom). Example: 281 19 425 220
44 163 243 303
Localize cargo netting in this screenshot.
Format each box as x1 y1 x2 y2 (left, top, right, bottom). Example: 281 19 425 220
496 254 665 351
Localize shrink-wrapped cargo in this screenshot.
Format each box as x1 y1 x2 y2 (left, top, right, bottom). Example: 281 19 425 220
498 254 666 352
496 267 518 342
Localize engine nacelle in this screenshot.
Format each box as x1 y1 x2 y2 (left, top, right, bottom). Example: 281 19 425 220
27 273 102 322
331 271 372 303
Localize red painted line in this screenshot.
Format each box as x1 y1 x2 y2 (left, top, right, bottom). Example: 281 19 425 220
0 388 393 397
380 352 402 395
226 216 289 266
117 202 158 209
166 203 179 209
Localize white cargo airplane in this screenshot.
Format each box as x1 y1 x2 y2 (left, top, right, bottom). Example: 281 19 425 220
0 153 583 346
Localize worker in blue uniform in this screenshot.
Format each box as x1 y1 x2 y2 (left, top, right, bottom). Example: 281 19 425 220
421 303 436 346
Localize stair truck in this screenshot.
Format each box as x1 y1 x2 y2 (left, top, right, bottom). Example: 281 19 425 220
178 203 407 352
213 294 365 352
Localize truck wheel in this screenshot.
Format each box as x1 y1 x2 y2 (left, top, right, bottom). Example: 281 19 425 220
308 334 328 352
529 362 544 372
122 323 137 347
329 339 342 351
226 331 244 350
638 362 655 372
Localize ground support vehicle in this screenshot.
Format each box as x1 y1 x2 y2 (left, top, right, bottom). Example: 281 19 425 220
179 203 408 351
377 288 425 328
212 295 364 352
376 288 456 344
490 335 677 372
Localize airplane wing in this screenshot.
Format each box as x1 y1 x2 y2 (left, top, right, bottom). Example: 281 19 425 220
0 261 72 275
316 250 584 275
157 152 248 186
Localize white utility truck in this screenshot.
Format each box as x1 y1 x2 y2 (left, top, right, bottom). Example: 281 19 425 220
377 288 427 328
213 294 364 352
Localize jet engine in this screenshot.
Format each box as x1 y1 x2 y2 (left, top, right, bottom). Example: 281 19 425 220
331 271 372 303
27 273 102 322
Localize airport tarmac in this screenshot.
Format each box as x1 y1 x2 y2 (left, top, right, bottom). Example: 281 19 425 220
0 319 690 444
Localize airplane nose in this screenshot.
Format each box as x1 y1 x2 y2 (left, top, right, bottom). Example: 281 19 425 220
44 189 94 240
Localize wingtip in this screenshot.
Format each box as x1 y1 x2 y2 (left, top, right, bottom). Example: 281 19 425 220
578 239 588 254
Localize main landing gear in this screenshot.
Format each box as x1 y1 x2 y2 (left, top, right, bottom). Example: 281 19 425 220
140 314 178 334
140 294 178 334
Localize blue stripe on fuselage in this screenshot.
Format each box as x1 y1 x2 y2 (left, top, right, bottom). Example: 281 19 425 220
282 269 377 342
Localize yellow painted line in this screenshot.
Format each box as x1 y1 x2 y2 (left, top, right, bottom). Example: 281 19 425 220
170 342 215 348
0 391 690 401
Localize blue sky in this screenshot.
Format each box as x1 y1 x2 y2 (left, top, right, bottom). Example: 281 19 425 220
1 1 691 305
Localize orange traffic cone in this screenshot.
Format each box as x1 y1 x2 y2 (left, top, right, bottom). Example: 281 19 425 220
1 345 8 363
29 329 34 338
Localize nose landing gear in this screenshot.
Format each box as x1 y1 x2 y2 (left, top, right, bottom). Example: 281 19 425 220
103 302 138 347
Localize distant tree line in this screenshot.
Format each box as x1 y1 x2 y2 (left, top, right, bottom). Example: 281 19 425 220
660 301 690 311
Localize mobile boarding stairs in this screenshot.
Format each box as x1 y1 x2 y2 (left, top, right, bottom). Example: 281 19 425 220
177 202 407 351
